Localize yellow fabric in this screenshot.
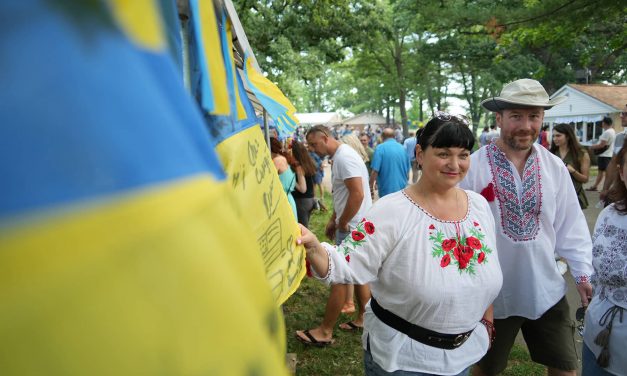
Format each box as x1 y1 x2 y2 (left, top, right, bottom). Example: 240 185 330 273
108 0 165 51
224 19 247 121
215 127 306 305
0 176 287 375
243 54 299 134
199 0 229 115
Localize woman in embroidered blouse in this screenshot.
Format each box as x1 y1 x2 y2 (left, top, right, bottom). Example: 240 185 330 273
549 123 590 209
582 144 627 376
297 114 503 376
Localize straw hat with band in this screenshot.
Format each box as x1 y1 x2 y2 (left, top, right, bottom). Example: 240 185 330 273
481 79 567 112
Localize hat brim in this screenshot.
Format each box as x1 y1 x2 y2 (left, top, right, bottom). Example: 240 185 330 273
481 95 567 112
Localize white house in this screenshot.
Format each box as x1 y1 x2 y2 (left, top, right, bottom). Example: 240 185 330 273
545 84 626 142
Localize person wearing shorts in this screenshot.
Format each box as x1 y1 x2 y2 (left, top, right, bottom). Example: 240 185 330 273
460 79 593 376
588 117 616 191
296 125 372 346
477 297 579 374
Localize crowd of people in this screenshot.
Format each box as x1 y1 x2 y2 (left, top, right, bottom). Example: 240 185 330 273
271 79 626 376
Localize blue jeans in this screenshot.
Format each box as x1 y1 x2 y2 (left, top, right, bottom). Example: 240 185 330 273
582 343 614 376
363 347 470 376
336 228 350 246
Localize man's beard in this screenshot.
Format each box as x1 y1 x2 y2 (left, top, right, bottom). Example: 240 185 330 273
502 130 538 151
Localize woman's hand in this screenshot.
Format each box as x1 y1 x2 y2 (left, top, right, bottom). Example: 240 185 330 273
297 224 330 277
566 164 575 174
297 224 322 252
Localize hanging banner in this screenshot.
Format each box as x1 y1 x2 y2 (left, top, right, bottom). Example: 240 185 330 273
209 16 306 304
242 52 299 138
0 1 287 374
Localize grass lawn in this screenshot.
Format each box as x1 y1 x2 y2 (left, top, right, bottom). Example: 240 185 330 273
283 192 545 375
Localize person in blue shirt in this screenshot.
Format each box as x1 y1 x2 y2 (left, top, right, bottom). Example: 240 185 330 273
370 128 410 197
403 131 420 183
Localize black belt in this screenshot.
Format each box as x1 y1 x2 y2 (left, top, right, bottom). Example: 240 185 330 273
370 297 473 350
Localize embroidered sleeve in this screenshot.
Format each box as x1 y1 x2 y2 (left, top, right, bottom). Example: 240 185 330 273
310 242 334 282
575 275 591 285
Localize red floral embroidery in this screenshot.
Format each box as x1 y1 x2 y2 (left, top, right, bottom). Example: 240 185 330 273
339 218 375 257
466 236 482 250
364 221 375 235
345 255 350 263
428 221 494 274
480 183 495 202
352 230 365 241
441 239 457 252
453 246 474 269
440 254 451 267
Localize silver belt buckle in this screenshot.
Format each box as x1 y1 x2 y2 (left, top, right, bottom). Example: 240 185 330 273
452 333 468 348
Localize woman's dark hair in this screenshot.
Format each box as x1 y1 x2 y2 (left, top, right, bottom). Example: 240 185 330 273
549 123 584 171
291 140 316 177
608 144 627 215
416 114 475 151
270 137 295 167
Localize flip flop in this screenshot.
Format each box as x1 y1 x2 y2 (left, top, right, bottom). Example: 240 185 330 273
339 321 363 332
295 329 335 347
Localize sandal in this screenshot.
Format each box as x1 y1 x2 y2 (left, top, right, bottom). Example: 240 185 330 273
295 329 335 347
339 321 363 332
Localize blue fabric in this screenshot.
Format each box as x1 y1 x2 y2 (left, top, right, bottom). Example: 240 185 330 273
0 0 225 218
159 0 183 74
278 168 297 218
188 0 219 113
403 137 417 161
311 152 324 184
371 139 410 197
582 344 614 376
207 71 261 144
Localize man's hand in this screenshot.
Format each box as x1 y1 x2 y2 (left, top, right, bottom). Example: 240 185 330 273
576 282 593 307
325 219 336 241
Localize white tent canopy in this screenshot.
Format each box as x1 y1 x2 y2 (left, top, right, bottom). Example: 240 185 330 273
343 112 387 126
295 112 343 127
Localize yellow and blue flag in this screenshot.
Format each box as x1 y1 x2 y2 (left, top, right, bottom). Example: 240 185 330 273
0 1 287 374
242 52 300 138
195 7 306 304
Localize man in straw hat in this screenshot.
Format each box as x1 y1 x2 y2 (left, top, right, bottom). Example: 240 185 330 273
460 79 593 376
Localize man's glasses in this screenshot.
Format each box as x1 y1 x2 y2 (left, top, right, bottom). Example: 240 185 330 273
576 306 587 337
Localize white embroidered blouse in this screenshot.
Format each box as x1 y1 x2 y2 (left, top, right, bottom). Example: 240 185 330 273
460 143 593 319
583 204 627 375
316 189 503 374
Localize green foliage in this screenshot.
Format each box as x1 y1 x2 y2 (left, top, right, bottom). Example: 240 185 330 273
234 0 626 125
